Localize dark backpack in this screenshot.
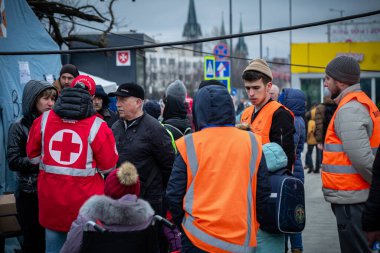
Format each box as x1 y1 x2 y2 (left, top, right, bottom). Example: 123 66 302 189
260 169 306 234
163 123 191 140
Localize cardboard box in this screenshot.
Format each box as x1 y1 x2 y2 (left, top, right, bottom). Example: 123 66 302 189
0 194 17 216
0 216 21 233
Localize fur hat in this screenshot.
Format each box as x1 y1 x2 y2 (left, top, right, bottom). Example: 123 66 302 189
104 161 140 199
166 80 187 102
243 59 273 81
325 56 360 85
60 64 79 78
70 75 96 96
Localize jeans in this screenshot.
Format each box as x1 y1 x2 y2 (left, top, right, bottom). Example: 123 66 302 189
305 144 321 171
45 229 67 253
285 233 303 251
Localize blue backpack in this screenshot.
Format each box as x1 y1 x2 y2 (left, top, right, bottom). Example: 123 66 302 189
261 143 306 234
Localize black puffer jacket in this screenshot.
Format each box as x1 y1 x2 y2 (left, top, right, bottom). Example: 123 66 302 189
53 87 95 119
162 95 192 140
7 80 55 193
112 113 175 205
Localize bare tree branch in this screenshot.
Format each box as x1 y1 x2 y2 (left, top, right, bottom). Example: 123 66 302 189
27 1 106 23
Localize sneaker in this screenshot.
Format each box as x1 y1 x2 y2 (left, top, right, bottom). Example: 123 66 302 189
292 249 302 253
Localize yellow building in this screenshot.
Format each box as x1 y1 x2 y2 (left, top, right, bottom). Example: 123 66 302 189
291 41 380 108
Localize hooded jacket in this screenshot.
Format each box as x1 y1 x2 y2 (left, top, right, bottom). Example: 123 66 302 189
166 84 270 231
162 94 192 140
61 194 154 253
315 97 337 144
7 80 56 193
278 88 306 180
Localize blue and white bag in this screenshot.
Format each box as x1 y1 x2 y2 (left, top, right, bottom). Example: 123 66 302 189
260 143 306 234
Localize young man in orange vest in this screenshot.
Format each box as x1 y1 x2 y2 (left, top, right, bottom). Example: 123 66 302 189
166 80 270 253
322 56 380 253
240 59 295 172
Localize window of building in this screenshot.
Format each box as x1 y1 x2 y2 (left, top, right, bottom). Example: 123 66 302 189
360 78 371 98
160 58 166 65
169 58 175 65
300 78 321 110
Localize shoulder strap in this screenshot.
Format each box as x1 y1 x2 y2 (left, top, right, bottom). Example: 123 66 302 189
183 127 192 135
163 123 184 136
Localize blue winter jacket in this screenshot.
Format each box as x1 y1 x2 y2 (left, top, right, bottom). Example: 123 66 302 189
166 83 271 226
278 88 306 181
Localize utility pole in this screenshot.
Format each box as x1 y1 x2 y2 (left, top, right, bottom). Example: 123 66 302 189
289 0 292 87
259 0 262 58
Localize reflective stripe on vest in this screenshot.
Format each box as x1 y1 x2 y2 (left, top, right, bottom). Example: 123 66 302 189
324 143 378 155
40 164 96 176
182 132 258 253
40 111 50 162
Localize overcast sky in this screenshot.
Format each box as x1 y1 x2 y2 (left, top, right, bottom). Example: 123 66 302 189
75 0 380 59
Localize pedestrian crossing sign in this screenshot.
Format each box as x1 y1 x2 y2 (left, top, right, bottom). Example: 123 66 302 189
204 56 215 80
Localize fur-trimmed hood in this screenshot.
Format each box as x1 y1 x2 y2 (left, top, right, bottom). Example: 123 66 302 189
80 194 154 227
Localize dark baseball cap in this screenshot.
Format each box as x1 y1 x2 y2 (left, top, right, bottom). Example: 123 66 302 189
108 83 145 100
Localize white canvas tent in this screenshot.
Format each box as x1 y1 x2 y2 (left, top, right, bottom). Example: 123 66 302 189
79 71 117 94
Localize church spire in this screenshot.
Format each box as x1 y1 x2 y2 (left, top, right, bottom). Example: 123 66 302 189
235 14 248 57
220 12 227 45
182 0 202 39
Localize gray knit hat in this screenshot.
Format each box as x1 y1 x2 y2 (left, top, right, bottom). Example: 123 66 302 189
243 59 273 81
325 56 360 85
165 80 187 102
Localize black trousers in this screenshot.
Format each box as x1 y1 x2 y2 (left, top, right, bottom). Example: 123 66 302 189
16 191 45 253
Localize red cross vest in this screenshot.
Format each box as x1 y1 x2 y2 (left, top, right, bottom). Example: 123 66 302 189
27 110 118 232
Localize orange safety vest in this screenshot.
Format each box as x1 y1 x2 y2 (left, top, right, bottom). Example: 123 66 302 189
240 100 293 144
176 127 262 253
322 91 380 194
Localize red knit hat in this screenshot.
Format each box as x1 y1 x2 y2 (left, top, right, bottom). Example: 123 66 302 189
104 161 140 199
70 75 96 96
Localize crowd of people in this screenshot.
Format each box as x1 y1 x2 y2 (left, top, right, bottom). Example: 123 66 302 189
5 55 380 253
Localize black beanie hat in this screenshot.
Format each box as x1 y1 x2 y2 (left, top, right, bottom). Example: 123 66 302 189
325 56 360 85
60 64 79 78
199 79 225 90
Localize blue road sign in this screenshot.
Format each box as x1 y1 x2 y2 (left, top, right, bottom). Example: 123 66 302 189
204 56 215 79
215 60 230 78
217 78 231 92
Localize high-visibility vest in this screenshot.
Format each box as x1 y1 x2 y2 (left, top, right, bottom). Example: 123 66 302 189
322 91 380 197
176 127 262 253
240 100 293 144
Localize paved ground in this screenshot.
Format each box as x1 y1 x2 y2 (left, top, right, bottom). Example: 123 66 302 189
301 170 340 253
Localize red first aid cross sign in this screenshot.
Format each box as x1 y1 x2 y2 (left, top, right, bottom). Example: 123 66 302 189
116 50 131 66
